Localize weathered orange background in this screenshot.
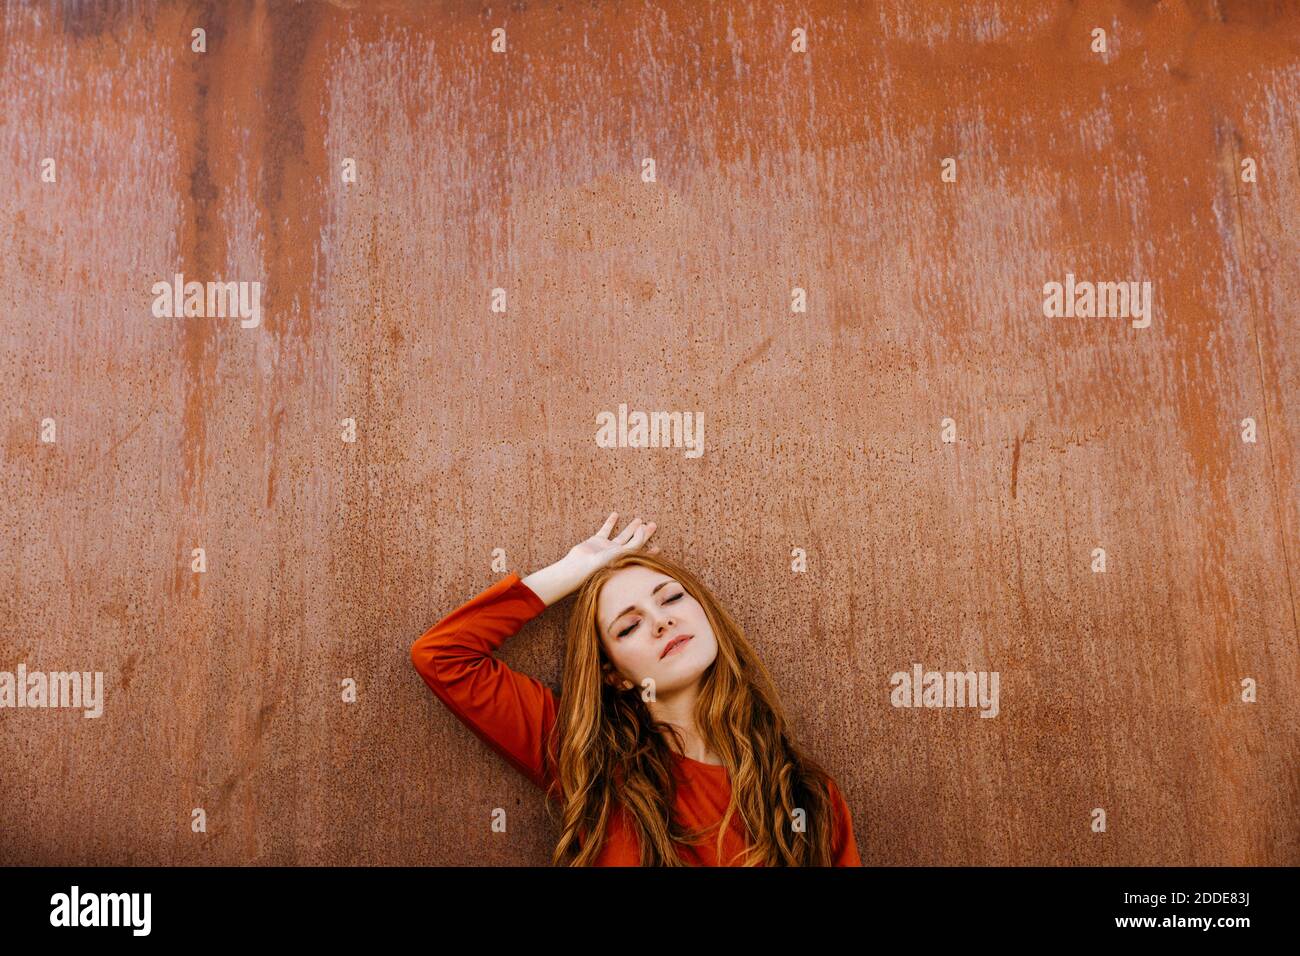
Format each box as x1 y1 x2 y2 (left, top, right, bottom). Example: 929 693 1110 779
1 0 1296 866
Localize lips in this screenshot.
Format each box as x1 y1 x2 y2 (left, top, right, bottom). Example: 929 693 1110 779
660 634 693 659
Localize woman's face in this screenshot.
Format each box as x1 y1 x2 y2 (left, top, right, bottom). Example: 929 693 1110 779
596 565 719 696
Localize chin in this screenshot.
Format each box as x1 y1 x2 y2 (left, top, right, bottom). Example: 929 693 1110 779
656 658 710 687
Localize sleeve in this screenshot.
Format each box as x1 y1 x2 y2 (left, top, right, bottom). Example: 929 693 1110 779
829 780 863 866
410 571 560 792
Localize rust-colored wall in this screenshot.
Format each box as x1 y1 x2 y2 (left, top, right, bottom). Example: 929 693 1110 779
1 0 1296 866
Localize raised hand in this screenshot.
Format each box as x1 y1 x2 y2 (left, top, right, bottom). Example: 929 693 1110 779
563 513 658 577
521 513 658 608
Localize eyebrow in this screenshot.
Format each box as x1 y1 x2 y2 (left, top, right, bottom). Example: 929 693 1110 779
605 580 677 634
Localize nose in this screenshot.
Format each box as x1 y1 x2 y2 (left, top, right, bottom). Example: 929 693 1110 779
653 613 676 637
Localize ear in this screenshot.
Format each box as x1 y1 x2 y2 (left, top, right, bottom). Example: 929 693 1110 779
603 666 634 691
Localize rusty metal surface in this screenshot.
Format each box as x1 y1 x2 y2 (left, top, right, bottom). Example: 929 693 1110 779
0 0 1297 865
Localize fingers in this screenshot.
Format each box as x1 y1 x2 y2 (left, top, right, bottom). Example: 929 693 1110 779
609 515 659 552
614 517 643 545
597 512 619 539
628 520 656 550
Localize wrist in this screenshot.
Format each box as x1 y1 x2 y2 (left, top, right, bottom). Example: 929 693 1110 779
521 557 588 608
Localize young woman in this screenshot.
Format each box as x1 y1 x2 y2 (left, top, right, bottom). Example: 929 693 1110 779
411 513 862 866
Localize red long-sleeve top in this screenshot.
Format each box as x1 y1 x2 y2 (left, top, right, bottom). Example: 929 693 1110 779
411 571 862 866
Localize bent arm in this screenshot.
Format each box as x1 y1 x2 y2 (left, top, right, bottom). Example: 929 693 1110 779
410 572 560 791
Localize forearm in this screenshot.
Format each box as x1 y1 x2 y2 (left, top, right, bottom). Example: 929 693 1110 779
409 574 559 791
521 557 589 608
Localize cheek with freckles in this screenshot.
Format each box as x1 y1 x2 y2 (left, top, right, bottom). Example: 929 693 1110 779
637 624 721 687
603 637 661 684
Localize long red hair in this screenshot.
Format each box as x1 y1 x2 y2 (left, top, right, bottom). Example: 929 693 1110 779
541 551 841 865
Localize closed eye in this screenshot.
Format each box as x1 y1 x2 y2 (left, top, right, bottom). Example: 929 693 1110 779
616 591 685 638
